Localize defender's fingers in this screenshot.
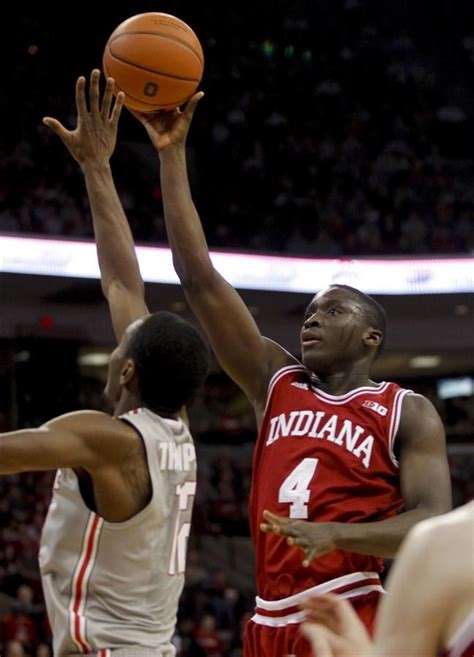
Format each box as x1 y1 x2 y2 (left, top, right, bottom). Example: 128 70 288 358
75 76 88 116
301 623 335 657
89 69 101 115
42 117 70 141
101 77 115 118
110 92 125 128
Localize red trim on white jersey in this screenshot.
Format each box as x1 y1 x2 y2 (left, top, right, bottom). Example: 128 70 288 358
98 650 111 657
69 512 104 652
251 571 385 627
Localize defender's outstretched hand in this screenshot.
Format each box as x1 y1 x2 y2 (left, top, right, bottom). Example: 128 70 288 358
260 510 340 566
300 594 371 657
43 69 124 169
131 92 204 152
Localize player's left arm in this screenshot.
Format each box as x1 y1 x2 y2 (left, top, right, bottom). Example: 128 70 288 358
261 394 452 563
0 410 135 474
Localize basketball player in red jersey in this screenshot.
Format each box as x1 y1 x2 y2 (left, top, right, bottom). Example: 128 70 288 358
300 502 474 657
131 93 452 657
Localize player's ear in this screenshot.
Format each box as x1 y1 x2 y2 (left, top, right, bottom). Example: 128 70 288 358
364 328 383 349
120 358 136 385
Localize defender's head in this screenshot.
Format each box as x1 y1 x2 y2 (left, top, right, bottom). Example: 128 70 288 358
105 311 210 414
301 285 386 374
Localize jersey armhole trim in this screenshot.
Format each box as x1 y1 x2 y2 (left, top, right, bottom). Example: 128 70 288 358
104 417 158 530
388 389 414 467
262 364 307 417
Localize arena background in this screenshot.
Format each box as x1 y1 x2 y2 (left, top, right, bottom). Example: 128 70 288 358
1 1 473 656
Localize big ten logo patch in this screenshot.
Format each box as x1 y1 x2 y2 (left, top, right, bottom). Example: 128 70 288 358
362 400 388 416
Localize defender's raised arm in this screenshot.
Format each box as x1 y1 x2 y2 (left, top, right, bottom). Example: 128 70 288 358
43 70 149 341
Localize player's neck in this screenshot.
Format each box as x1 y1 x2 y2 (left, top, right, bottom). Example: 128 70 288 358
113 392 143 417
113 394 179 420
310 368 376 396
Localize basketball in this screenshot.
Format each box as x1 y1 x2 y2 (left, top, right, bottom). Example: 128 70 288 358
103 12 204 112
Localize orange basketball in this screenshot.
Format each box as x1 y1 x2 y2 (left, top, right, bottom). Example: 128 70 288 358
103 12 204 112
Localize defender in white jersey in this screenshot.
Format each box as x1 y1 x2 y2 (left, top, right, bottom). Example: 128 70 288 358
39 407 197 657
1 71 209 657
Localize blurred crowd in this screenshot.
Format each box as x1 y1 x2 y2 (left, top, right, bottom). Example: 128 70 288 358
1 369 473 657
1 1 473 256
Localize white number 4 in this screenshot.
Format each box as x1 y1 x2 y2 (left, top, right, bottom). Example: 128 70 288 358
278 458 318 518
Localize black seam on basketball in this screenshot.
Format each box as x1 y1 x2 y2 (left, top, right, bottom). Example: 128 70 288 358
112 74 195 108
106 49 201 83
109 30 204 66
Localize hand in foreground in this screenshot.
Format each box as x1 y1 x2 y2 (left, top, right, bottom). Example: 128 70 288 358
43 69 124 169
300 594 372 657
130 92 204 152
260 510 340 566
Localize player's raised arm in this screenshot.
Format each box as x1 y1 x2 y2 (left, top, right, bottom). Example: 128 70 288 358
43 69 149 342
132 96 294 408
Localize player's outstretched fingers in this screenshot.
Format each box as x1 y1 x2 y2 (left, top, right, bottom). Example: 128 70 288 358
261 510 289 534
262 510 298 536
183 91 204 122
303 547 319 567
287 536 308 548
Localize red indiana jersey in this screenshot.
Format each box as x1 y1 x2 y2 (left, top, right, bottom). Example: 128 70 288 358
250 364 412 601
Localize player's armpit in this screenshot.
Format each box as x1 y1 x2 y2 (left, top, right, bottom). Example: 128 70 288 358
0 410 136 475
397 393 452 517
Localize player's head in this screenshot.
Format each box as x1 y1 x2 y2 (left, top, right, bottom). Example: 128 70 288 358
105 311 209 414
301 285 386 374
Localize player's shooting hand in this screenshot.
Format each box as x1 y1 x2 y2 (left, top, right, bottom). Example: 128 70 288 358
260 510 340 566
43 69 124 170
130 92 204 152
300 594 371 657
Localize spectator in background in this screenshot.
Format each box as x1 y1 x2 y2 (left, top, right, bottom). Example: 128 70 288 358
193 615 224 657
3 640 27 657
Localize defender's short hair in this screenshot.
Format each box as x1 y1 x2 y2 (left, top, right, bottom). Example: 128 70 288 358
331 284 387 353
126 311 209 414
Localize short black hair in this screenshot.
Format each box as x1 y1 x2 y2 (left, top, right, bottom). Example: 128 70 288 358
331 285 387 353
126 311 209 414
